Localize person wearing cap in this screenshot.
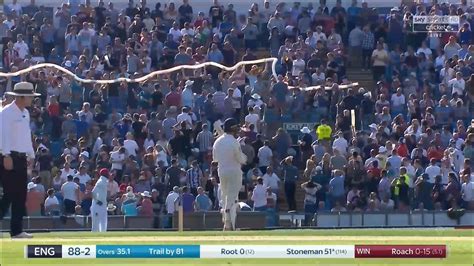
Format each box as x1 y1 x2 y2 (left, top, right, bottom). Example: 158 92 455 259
213 118 247 230
0 82 40 238
121 190 139 216
138 191 153 217
247 93 264 111
299 126 313 162
91 168 110 232
26 182 43 217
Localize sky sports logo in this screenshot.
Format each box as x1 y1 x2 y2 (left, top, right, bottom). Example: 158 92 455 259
412 16 460 32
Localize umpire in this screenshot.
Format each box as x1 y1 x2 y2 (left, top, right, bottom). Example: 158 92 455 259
0 82 39 238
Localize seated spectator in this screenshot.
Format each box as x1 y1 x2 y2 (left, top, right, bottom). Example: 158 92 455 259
26 182 44 216
330 201 347 212
121 192 138 216
379 195 395 211
44 189 61 216
138 191 154 217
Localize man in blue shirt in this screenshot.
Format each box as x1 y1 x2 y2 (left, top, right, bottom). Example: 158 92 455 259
74 115 89 138
195 187 212 212
329 169 346 209
207 43 224 63
181 186 195 213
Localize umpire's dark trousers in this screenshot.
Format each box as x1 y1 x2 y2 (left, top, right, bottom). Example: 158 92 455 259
0 152 28 236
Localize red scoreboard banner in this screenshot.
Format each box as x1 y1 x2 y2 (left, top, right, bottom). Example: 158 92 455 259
354 245 446 258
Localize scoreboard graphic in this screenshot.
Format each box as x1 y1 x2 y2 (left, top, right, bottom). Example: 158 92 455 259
26 245 447 259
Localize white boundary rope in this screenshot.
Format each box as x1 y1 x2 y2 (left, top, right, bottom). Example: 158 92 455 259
0 58 279 84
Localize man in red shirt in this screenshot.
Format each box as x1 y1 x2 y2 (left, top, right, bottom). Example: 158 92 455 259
138 191 154 217
165 87 181 108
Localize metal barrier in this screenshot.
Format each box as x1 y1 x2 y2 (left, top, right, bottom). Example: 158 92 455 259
309 211 474 228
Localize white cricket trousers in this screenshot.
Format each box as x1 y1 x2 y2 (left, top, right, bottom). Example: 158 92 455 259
91 202 107 232
218 168 242 228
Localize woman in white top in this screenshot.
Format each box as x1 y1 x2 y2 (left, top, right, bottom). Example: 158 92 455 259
44 189 60 215
292 53 306 77
60 163 76 180
144 133 155 150
154 145 169 167
52 170 66 191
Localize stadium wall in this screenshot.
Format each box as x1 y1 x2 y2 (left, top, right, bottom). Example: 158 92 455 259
0 211 472 231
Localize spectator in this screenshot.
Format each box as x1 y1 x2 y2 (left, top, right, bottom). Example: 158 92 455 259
281 156 299 211
329 169 346 208
195 187 212 212
61 175 80 215
44 189 60 216
181 186 195 213
138 191 154 217
301 180 322 225
26 182 43 216
121 191 138 216
163 185 180 215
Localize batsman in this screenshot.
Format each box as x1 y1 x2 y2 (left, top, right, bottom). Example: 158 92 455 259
212 118 247 231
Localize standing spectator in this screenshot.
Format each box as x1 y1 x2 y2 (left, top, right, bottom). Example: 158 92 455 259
392 175 410 210
448 72 466 96
178 0 193 26
361 25 375 71
371 41 389 81
110 147 126 180
281 156 299 211
251 177 267 211
44 189 60 216
257 141 273 174
124 132 139 158
262 166 280 195
242 17 259 50
209 0 223 28
26 183 43 216
461 174 474 210
195 186 212 212
13 34 29 59
61 175 80 215
181 186 195 213
186 160 203 195
75 165 91 185
425 158 441 184
329 169 346 208
444 36 461 60
165 159 182 191
121 192 138 216
196 123 213 162
138 191 154 217
301 180 322 225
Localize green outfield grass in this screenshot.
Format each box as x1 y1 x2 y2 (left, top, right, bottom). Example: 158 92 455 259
0 229 473 266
